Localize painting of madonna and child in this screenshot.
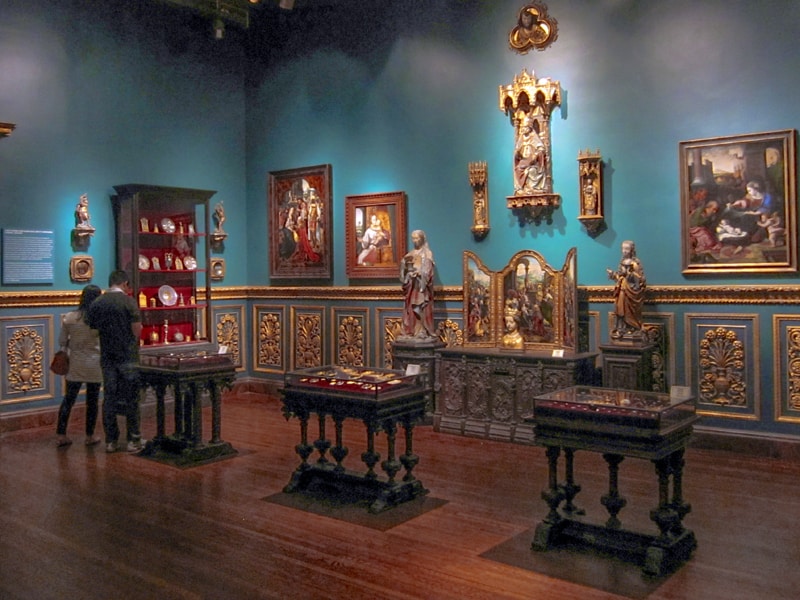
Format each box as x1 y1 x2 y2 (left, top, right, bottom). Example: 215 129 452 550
680 129 797 273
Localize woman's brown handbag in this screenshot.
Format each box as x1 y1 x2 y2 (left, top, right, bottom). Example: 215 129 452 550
50 350 70 376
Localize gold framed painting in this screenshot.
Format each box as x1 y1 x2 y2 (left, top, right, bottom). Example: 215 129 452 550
344 191 407 279
680 129 797 274
268 164 333 280
69 255 93 282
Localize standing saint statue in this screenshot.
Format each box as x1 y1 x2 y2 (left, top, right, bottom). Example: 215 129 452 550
399 229 436 339
75 194 94 230
214 201 226 234
606 240 646 340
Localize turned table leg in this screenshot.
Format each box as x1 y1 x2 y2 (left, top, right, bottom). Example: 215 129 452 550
313 413 331 465
361 421 380 480
399 419 419 483
330 414 348 472
561 448 584 515
601 453 627 529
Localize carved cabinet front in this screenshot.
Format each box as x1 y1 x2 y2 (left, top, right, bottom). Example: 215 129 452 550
437 347 598 444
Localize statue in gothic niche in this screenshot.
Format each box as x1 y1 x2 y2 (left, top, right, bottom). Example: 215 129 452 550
514 112 548 194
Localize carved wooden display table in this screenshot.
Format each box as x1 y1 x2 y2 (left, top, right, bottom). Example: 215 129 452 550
137 348 237 466
279 365 428 513
437 347 598 443
529 385 699 576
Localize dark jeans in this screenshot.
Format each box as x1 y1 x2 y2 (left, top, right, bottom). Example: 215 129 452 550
56 381 101 436
101 362 141 444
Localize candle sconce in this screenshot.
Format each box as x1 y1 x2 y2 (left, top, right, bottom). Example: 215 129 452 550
577 148 606 237
469 161 490 241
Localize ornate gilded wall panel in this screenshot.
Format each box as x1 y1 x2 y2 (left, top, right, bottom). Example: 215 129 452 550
332 308 367 368
377 308 403 368
1 316 53 404
213 305 244 369
684 314 759 420
291 306 325 370
253 305 285 374
771 315 800 423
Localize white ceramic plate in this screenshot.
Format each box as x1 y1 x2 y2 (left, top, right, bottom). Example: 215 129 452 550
158 285 178 307
138 254 150 270
160 218 176 234
183 255 197 270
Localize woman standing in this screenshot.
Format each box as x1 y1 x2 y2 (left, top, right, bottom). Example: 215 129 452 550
55 284 103 447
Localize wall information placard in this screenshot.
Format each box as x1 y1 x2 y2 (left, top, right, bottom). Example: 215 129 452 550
2 229 55 284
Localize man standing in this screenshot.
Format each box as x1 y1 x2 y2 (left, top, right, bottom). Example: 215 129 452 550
87 270 143 453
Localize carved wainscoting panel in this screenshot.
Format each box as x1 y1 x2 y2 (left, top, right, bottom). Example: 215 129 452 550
253 305 285 373
1 316 53 403
642 311 677 393
213 305 244 369
377 309 403 368
291 306 325 370
585 310 601 356
771 315 800 424
332 308 367 368
685 314 759 420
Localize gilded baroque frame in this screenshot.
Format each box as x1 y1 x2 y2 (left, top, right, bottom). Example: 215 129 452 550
680 129 797 274
268 164 333 280
344 191 407 279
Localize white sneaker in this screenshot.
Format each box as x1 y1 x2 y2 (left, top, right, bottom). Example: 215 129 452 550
105 442 117 453
127 439 144 453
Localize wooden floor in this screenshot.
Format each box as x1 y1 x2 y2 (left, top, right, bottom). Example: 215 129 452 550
2 391 799 600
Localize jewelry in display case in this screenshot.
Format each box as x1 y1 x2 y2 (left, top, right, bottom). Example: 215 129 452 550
112 183 215 350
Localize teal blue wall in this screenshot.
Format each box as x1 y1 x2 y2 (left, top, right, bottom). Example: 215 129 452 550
0 0 248 290
246 0 800 286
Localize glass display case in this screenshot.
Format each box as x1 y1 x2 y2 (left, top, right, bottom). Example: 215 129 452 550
532 385 697 435
112 184 215 351
283 365 419 401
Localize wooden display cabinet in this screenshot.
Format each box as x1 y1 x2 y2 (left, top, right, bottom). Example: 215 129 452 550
112 184 215 351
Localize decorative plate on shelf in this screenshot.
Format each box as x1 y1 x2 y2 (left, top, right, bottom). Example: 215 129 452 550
138 254 150 270
160 218 176 234
183 255 197 270
158 285 178 307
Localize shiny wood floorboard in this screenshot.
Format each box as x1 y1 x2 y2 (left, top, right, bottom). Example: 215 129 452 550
1 393 799 600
